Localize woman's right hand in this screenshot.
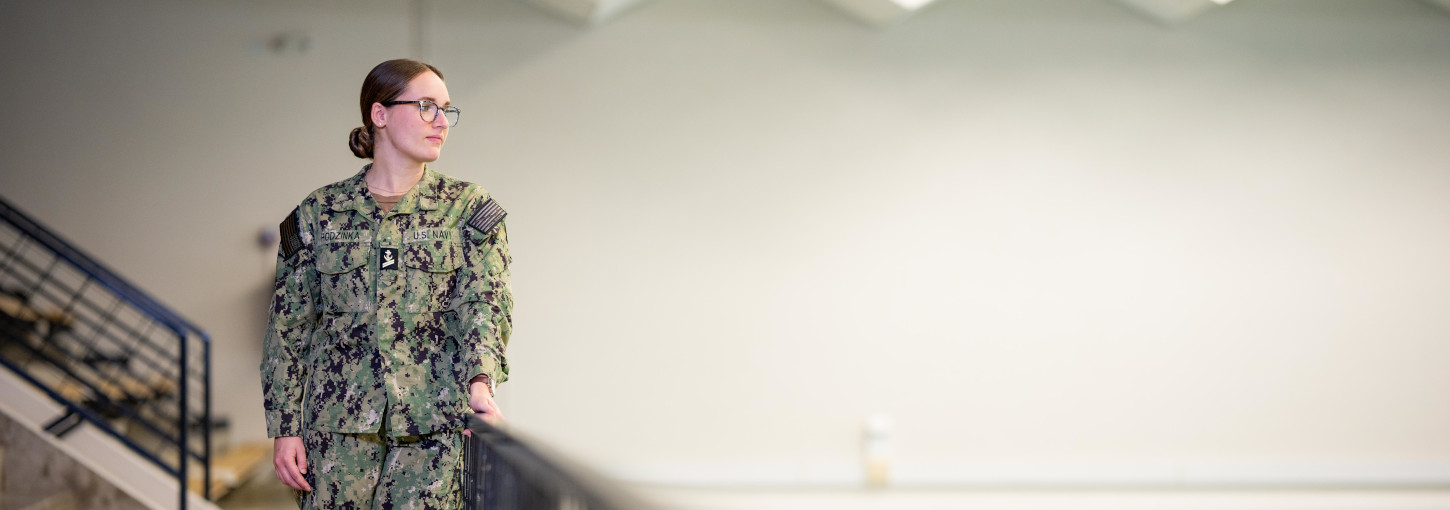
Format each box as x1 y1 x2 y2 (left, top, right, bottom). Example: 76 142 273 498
273 436 313 491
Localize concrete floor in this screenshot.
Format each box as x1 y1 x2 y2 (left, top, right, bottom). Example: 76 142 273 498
216 471 295 510
215 470 1450 510
633 487 1450 510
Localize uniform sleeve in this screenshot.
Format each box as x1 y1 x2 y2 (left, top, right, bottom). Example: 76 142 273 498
454 199 513 389
259 206 321 438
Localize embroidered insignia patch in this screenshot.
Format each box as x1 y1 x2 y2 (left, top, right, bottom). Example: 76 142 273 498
465 198 507 236
380 247 399 270
280 207 304 259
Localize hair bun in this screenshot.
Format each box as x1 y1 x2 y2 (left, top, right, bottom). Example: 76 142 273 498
352 59 443 158
348 126 373 159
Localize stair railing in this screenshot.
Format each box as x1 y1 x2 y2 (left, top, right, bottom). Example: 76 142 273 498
464 415 655 510
0 195 211 509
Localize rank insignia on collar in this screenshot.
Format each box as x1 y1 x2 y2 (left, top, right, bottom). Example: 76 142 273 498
380 247 399 270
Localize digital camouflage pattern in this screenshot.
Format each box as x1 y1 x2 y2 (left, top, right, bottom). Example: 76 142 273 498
261 165 512 438
294 428 463 509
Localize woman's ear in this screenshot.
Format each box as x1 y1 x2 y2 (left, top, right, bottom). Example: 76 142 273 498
371 102 387 129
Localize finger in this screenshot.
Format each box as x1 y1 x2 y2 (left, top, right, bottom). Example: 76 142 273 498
289 463 312 492
475 401 496 416
294 449 314 491
282 458 301 490
293 464 313 492
276 462 299 490
274 457 292 486
476 397 495 412
284 455 311 492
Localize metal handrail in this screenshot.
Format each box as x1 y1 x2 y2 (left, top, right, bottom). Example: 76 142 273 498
0 195 212 509
0 200 190 333
464 416 656 510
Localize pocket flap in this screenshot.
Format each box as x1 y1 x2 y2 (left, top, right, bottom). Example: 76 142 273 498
404 243 460 273
315 243 370 274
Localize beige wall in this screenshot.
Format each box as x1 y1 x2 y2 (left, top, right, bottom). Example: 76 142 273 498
3 0 1450 487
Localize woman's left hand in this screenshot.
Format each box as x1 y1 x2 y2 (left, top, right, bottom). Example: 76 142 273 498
466 379 504 433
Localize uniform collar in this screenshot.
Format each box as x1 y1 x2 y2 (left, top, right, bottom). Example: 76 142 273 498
329 164 441 215
387 167 442 215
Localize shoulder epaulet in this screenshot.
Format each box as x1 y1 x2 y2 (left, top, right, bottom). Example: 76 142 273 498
464 197 507 236
280 207 304 258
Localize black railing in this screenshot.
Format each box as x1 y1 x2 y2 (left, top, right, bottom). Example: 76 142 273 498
465 416 654 510
0 195 211 509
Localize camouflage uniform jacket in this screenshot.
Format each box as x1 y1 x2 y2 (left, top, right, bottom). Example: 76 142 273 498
261 165 512 438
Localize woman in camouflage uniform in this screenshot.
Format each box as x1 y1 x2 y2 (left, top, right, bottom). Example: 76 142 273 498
261 59 513 509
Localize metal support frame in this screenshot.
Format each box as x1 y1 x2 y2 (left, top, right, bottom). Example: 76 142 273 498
0 196 213 507
463 416 653 510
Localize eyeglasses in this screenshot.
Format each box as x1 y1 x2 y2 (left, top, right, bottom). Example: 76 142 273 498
382 99 461 127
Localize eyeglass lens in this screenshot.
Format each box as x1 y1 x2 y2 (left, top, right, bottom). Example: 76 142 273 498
419 101 460 127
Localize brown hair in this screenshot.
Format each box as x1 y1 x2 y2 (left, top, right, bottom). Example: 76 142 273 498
348 59 445 159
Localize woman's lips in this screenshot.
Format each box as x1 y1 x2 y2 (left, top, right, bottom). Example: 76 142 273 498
426 136 443 143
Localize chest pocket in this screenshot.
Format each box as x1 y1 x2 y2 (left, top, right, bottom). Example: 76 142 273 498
315 242 372 312
403 242 461 313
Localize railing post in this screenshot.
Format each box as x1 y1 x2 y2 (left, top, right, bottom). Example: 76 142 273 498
464 433 476 509
177 326 188 510
2 196 215 508
202 333 213 501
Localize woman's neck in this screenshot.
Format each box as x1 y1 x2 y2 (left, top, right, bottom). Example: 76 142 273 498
366 152 425 196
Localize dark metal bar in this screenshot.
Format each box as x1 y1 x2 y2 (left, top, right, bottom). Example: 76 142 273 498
59 276 91 318
0 356 181 478
0 234 30 286
24 255 61 302
202 333 212 500
0 199 189 333
463 416 655 510
0 256 183 380
2 324 189 455
0 195 214 503
0 256 186 381
43 410 84 437
178 323 188 510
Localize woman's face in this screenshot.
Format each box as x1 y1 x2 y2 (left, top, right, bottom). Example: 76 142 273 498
375 72 451 163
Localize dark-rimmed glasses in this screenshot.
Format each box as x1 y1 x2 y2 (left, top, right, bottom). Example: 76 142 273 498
382 99 461 127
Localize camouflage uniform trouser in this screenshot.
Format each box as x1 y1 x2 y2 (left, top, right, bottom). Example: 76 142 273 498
295 428 464 509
